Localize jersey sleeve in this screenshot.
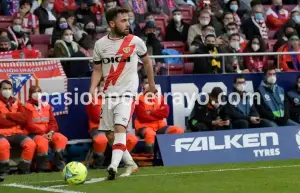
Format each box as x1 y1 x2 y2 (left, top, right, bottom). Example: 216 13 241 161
93 41 102 65
135 37 148 58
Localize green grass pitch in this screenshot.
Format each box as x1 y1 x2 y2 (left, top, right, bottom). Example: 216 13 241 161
1 160 300 193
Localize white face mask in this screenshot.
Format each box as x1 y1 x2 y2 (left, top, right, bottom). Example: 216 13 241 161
230 41 240 50
13 25 22 32
2 90 12 99
47 3 54 10
267 76 277 84
252 44 260 51
200 19 210 26
63 35 73 43
173 15 182 22
236 84 246 92
32 92 42 101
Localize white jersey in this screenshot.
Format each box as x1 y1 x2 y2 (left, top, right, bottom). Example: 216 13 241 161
93 34 147 97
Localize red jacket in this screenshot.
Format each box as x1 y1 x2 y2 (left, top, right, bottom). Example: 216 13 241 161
266 7 289 30
243 55 268 72
54 0 78 14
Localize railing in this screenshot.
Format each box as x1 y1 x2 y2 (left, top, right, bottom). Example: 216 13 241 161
1 51 299 74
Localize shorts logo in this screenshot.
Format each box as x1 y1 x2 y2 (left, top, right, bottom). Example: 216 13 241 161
122 117 128 122
123 47 131 54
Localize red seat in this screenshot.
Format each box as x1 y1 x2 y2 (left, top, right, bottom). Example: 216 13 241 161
30 34 51 45
169 67 184 75
182 16 192 24
34 44 49 58
0 22 11 29
283 5 295 12
178 6 194 17
0 16 13 22
153 15 168 38
268 30 276 39
161 41 185 54
184 62 194 74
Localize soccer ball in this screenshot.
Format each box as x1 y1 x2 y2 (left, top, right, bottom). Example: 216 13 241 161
62 161 88 185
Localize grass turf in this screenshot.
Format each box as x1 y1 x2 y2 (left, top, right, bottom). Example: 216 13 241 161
1 159 300 193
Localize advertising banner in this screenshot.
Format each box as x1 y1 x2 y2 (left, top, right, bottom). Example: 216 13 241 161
156 126 300 166
0 60 68 115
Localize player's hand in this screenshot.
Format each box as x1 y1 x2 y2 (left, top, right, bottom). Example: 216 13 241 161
144 84 157 94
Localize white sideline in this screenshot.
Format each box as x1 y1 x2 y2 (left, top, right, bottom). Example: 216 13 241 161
2 183 84 193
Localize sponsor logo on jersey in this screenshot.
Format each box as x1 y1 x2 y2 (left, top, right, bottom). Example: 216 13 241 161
101 56 131 64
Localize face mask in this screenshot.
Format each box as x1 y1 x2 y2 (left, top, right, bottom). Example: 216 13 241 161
32 92 42 101
173 15 182 22
13 25 22 32
213 103 220 109
206 43 215 50
2 90 12 99
63 35 73 43
267 76 277 84
252 44 260 51
47 3 54 10
230 41 240 50
230 5 238 12
59 23 68 29
129 19 134 25
254 13 264 21
200 19 210 26
227 30 236 36
293 15 300 23
236 84 246 92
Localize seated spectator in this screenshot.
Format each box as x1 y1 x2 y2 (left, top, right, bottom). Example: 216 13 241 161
242 0 268 40
287 76 300 123
70 35 94 77
7 17 31 50
83 21 97 42
24 85 68 172
255 66 299 126
75 0 96 28
64 11 85 42
13 0 39 35
53 28 80 57
0 36 13 51
134 76 184 153
0 80 36 178
165 9 190 42
51 15 70 47
221 12 235 34
91 0 108 33
218 22 246 47
190 24 215 53
33 0 56 35
226 0 241 26
243 36 268 72
229 75 276 128
54 0 77 14
86 78 138 168
278 34 300 72
266 0 289 30
273 25 297 52
1 0 19 16
144 13 155 23
147 0 175 15
193 34 223 74
222 33 248 73
188 87 232 132
124 0 148 23
275 10 300 40
128 11 143 37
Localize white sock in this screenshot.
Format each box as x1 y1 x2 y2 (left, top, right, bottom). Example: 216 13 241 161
111 133 126 168
122 149 134 165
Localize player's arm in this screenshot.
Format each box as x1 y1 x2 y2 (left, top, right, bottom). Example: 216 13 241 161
90 42 103 94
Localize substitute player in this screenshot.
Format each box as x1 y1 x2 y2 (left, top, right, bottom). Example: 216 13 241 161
89 7 156 180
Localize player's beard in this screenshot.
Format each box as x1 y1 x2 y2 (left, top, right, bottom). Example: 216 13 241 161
114 26 129 37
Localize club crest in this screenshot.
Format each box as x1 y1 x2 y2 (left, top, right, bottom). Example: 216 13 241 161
123 47 131 54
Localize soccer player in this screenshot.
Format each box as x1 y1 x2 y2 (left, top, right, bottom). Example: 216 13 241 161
89 7 156 180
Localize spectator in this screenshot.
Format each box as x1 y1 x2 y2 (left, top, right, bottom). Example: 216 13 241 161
124 0 148 23
31 0 41 13
266 0 289 30
165 9 190 42
0 80 36 177
105 0 117 11
229 75 275 128
198 4 224 35
287 76 300 123
278 34 300 72
190 24 215 53
7 17 31 50
0 36 13 51
144 13 155 23
24 85 68 172
64 11 85 42
218 22 246 47
222 33 248 73
134 76 184 153
242 0 268 40
222 12 235 28
243 36 268 72
226 0 241 26
1 0 19 16
13 0 39 35
75 0 96 28
193 34 223 74
53 28 79 58
255 66 299 126
147 0 175 15
274 10 300 40
54 0 77 14
51 15 70 47
188 87 232 132
273 25 296 52
83 22 97 42
86 78 138 168
91 0 108 33
34 0 56 35
128 11 143 37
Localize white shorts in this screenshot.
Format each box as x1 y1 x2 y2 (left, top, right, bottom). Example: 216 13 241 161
98 96 135 131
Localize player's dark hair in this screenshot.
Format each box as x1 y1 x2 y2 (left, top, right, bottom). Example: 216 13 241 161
106 7 130 24
234 75 245 83
0 80 12 89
